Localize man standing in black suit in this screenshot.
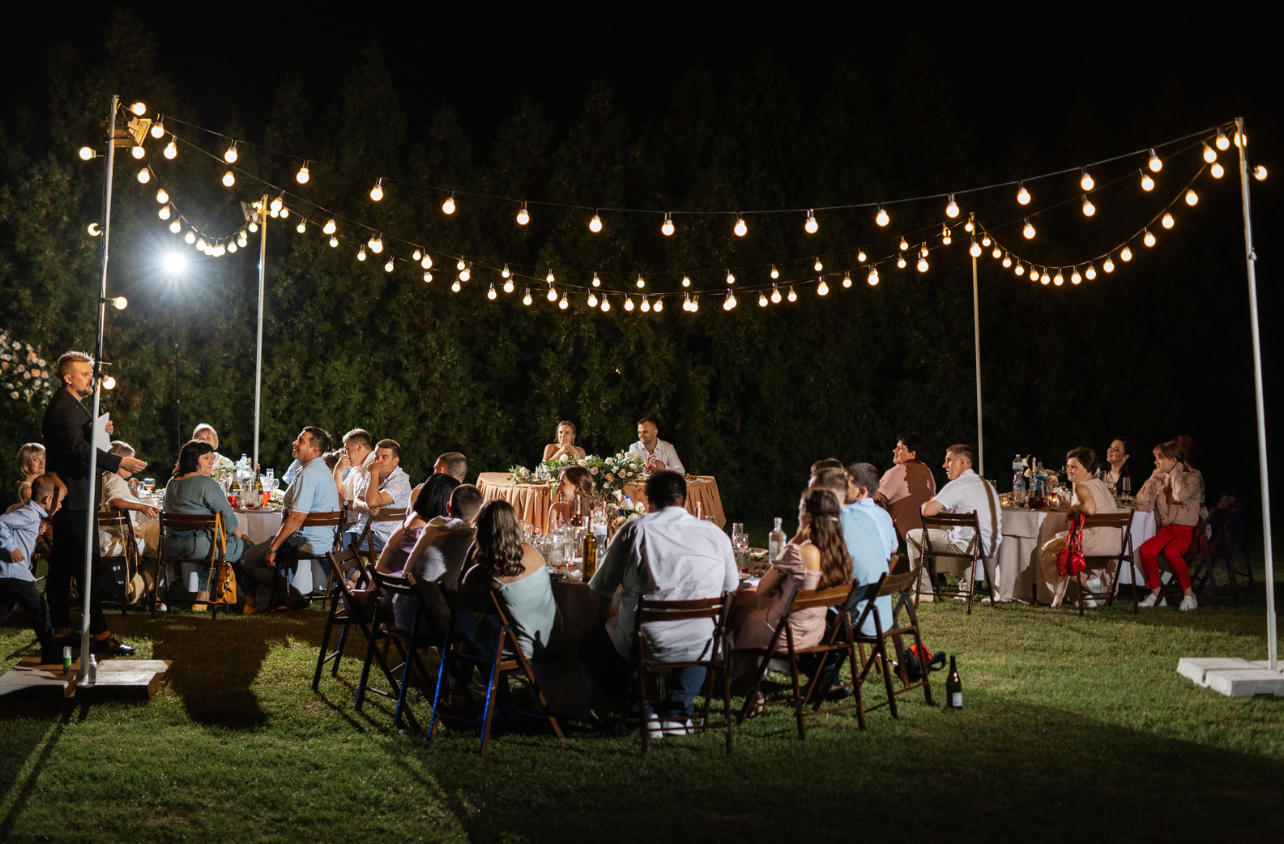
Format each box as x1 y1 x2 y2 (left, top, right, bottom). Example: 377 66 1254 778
42 350 147 655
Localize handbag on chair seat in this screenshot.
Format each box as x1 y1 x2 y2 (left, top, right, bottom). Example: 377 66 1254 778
1057 513 1087 577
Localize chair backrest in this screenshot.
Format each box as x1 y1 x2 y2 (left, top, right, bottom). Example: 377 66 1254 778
879 569 919 597
370 568 413 597
849 575 889 636
1081 511 1135 560
298 510 344 553
157 511 224 564
790 582 858 613
920 511 982 559
368 507 408 524
405 572 450 638
442 584 503 618
636 595 725 624
327 547 375 617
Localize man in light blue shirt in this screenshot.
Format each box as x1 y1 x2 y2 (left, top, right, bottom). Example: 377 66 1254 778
0 474 66 663
847 462 898 561
811 467 892 636
240 427 341 610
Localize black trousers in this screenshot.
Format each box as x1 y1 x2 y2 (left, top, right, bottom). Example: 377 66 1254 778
0 578 57 652
48 507 108 634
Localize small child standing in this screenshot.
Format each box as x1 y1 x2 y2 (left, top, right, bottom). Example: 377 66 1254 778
0 473 67 664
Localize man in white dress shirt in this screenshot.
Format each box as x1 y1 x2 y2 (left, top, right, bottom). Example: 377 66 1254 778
906 444 1002 599
344 439 412 552
627 417 685 474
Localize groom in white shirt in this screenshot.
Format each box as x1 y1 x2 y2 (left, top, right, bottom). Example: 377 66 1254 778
628 417 685 474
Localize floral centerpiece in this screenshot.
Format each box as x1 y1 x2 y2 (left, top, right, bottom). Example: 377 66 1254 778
1 332 54 404
509 452 649 502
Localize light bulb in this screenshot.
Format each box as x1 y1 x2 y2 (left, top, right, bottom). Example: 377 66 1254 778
423 272 432 282
412 248 422 261
1121 246 1133 262
1040 272 1050 286
1017 183 1030 205
547 286 558 302
197 238 207 251
184 231 196 244
867 268 879 286
517 204 529 225
857 250 867 262
1071 269 1082 285
814 258 823 271
158 206 170 220
523 289 533 306
248 222 258 233
137 169 150 184
460 266 471 282
1140 170 1155 191
723 291 736 310
222 170 235 187
1202 143 1217 163
223 141 238 164
653 298 663 313
1023 219 1035 239
169 220 181 233
1082 196 1095 216
79 146 94 160
155 189 168 204
296 163 309 184
164 138 177 159
875 206 889 226
726 270 735 285
587 292 598 308
1085 263 1096 280
593 272 601 287
589 213 602 233
964 220 974 232
771 284 782 303
1002 253 1012 268
451 280 461 292
503 279 514 294
842 272 852 288
1029 267 1039 282
661 214 674 236
1185 189 1198 206
87 222 101 236
559 295 569 310
370 178 384 201
897 255 907 269
625 296 635 311
1015 263 1025 276
734 216 747 237
151 120 164 139
279 207 288 219
131 102 147 116
1104 256 1115 273
899 237 909 251
636 274 645 289
1162 212 1175 229
442 193 456 214
102 375 116 390
1254 165 1268 181
1211 162 1225 179
787 287 797 302
1053 272 1064 286
1144 229 1156 247
682 275 690 287
804 211 818 234
323 219 336 235
945 195 959 218
227 242 237 253
384 259 395 273
770 265 779 279
817 279 829 295
1148 148 1162 172
981 234 991 247
917 256 929 273
330 236 339 248
1216 129 1230 150
969 239 982 257
296 219 306 234
1080 168 1094 191
369 234 383 253
1235 130 1246 148
270 195 283 213
942 227 952 246
357 247 367 261
546 269 554 283
992 247 1002 259
488 284 497 300
602 296 612 312
458 260 467 271
131 146 145 160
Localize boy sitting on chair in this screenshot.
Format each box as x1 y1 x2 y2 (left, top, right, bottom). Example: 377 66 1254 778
0 473 68 664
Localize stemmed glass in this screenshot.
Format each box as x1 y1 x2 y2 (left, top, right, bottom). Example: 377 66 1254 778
1122 476 1132 502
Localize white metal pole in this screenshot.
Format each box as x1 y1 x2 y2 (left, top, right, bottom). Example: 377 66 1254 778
1234 117 1277 671
972 252 984 478
79 95 118 681
253 196 266 474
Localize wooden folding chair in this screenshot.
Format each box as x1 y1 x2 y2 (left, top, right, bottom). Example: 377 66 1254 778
738 583 863 740
1187 503 1241 608
855 568 935 712
1066 511 1139 616
155 512 226 619
312 547 376 691
352 570 445 730
628 594 734 755
98 510 141 616
352 508 407 569
1218 496 1254 588
431 586 564 754
916 512 995 614
275 510 344 613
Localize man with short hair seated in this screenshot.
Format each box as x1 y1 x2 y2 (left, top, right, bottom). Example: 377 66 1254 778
333 428 375 505
907 444 1002 601
240 427 341 611
343 438 412 553
411 451 470 508
581 470 736 736
874 432 937 546
628 417 685 474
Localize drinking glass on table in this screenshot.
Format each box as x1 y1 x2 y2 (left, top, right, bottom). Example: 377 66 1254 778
1122 477 1132 501
142 477 155 495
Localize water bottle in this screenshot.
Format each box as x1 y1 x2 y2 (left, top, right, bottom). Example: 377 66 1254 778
768 517 786 560
1011 454 1026 497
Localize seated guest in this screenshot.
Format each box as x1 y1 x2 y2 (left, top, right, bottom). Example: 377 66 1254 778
240 427 341 612
1036 447 1121 607
99 441 160 558
459 500 562 660
874 432 937 544
377 475 460 575
581 471 736 734
811 468 892 632
730 487 851 657
628 417 685 474
1097 437 1133 496
847 462 897 563
14 443 46 506
809 458 844 478
333 428 375 506
1 473 67 663
1134 440 1201 611
542 420 586 462
343 438 411 552
411 451 470 507
546 466 595 530
907 444 1002 600
384 479 483 631
191 423 235 471
164 439 248 606
1174 434 1209 519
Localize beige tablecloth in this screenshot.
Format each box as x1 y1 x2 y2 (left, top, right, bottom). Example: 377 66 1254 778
476 473 727 532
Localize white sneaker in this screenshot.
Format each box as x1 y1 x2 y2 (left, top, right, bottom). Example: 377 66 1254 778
625 716 665 739
662 718 694 736
1138 593 1167 608
1178 595 1198 612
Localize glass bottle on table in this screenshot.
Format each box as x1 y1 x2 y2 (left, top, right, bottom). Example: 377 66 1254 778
254 464 265 508
768 517 786 561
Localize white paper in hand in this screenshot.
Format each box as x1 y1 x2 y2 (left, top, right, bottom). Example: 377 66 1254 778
95 413 111 452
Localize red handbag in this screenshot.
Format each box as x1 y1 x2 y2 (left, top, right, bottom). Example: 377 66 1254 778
1057 513 1087 576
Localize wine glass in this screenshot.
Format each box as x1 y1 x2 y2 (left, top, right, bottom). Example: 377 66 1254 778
1122 476 1132 502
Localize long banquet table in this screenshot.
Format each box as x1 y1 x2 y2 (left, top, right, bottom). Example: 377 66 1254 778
476 472 727 532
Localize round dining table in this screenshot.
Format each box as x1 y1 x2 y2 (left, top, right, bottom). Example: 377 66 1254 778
475 472 727 533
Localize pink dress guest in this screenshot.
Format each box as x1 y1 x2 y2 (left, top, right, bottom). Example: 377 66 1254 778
377 523 426 575
731 544 823 652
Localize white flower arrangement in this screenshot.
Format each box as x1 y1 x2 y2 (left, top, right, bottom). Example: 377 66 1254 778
0 332 55 404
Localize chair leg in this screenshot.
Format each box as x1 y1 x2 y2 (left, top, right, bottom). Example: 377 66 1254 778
722 653 733 755
429 631 452 740
313 607 339 691
355 622 382 712
787 649 807 740
478 656 501 755
877 641 898 719
1077 571 1086 617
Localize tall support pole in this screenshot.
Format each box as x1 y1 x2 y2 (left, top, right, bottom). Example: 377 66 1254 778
253 196 267 473
80 95 118 681
972 252 985 478
1235 117 1277 671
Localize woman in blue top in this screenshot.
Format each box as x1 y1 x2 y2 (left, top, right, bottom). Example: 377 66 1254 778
163 440 247 606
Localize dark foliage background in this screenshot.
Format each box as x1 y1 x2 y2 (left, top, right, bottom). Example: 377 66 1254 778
1 11 1279 532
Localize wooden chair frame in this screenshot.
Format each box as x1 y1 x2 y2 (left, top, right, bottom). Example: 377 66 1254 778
915 511 995 614
275 510 344 614
1186 503 1241 608
431 585 564 753
854 569 939 715
629 594 734 755
738 583 863 740
352 507 408 570
352 570 443 730
155 512 226 619
98 509 141 617
1069 511 1139 615
312 547 375 691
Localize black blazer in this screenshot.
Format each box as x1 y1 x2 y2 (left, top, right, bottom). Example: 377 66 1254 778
41 388 123 511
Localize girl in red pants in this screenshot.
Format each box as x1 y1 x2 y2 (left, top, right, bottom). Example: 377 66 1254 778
1134 440 1203 611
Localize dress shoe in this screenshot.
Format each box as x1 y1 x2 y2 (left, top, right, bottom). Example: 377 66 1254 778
90 635 134 656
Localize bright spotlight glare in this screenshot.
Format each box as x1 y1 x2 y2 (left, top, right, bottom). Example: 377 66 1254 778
163 253 188 274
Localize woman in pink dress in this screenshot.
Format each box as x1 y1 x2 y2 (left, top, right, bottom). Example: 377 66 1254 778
730 487 852 659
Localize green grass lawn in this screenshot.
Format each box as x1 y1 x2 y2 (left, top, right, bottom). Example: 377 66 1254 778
3 571 1284 843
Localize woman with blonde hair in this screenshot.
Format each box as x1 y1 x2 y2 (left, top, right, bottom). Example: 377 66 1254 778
15 443 45 506
542 420 586 462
